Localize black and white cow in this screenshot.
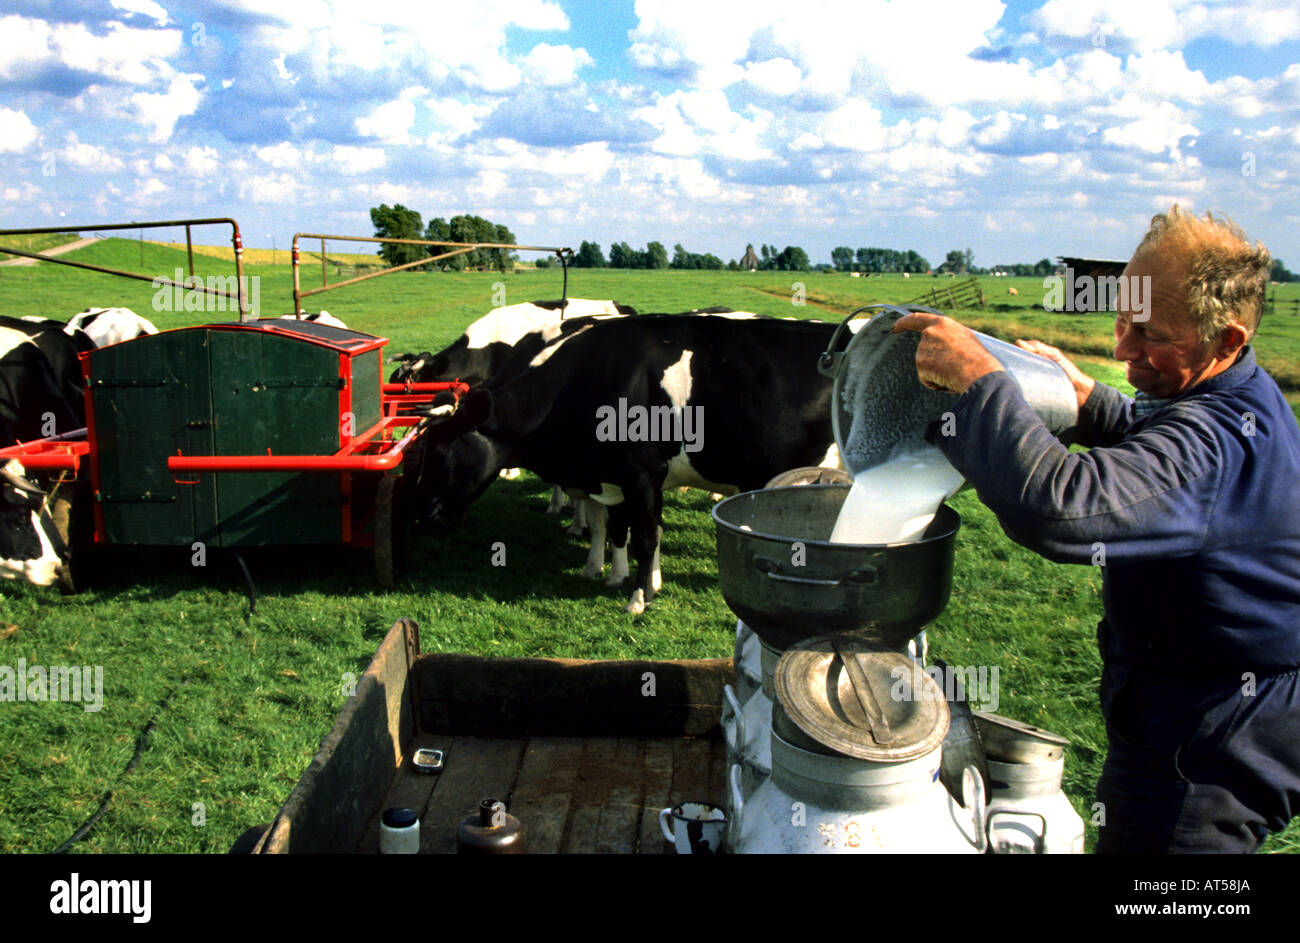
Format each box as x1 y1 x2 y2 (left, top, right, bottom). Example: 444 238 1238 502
0 317 94 424
0 327 86 586
387 299 636 388
65 308 158 347
418 314 848 613
280 310 349 329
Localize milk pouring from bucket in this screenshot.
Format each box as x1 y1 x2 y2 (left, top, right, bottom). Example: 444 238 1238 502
816 303 1079 496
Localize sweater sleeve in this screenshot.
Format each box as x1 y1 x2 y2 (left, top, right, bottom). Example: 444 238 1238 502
1076 381 1136 448
934 372 1223 565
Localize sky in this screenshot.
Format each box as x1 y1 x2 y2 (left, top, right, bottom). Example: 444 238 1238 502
1 0 1298 270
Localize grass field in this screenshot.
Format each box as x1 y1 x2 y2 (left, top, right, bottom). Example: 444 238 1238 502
1 239 1298 854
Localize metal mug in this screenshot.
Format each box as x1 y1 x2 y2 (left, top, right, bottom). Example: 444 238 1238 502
659 801 727 854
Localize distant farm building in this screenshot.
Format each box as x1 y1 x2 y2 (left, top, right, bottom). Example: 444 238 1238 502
740 245 759 271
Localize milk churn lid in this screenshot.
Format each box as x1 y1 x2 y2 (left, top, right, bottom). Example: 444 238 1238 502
774 636 949 762
821 305 960 477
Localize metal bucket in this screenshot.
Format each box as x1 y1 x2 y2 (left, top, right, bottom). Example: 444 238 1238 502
816 304 1079 475
712 485 958 651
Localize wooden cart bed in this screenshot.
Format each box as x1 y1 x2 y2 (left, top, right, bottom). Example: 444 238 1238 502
255 618 733 854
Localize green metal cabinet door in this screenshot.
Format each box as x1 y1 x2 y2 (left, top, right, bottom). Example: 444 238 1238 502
207 330 344 546
91 330 219 546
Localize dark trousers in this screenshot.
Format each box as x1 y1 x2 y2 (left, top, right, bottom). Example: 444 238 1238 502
1095 668 1300 854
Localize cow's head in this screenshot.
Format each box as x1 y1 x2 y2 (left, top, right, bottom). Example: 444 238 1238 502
0 460 66 587
409 392 504 524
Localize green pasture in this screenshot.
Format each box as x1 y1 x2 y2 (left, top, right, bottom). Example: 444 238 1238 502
1 239 1297 853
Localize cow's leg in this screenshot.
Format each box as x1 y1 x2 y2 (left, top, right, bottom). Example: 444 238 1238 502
650 525 663 593
545 483 564 514
565 494 588 536
580 501 607 579
605 502 630 587
624 479 661 614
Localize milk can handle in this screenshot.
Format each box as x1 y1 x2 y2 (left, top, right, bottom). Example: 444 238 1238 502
729 764 745 840
733 621 750 670
965 765 988 853
722 684 744 750
985 809 1048 854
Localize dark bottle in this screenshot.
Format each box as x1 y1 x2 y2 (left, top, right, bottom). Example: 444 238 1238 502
457 798 525 854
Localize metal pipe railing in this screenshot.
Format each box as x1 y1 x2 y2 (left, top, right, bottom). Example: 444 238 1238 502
0 218 250 319
290 232 571 315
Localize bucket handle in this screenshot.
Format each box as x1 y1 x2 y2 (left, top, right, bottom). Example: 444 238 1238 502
753 555 877 587
816 302 950 378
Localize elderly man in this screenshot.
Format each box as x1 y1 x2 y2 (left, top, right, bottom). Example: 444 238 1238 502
894 207 1300 853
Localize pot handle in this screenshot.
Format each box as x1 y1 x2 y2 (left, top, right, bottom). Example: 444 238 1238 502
963 765 988 853
753 555 877 587
722 684 744 750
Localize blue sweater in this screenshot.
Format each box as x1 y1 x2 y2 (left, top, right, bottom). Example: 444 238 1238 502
935 347 1300 725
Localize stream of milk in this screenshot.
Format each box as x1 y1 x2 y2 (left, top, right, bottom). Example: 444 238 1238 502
828 448 964 544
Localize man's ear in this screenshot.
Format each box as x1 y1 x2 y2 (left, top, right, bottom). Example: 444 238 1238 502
1216 322 1250 361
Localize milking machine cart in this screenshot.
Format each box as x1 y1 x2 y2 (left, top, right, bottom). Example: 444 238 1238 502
0 218 576 592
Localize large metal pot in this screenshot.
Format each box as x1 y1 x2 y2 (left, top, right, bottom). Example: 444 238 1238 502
712 485 958 651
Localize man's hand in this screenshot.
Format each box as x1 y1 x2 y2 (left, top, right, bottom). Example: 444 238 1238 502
1014 339 1095 410
891 312 1005 394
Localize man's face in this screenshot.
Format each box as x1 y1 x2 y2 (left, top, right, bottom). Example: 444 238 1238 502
1113 253 1225 398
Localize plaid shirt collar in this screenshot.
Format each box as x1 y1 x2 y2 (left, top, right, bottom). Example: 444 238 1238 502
1132 392 1174 418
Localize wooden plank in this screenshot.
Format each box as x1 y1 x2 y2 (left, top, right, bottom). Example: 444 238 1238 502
561 738 615 853
418 736 525 854
669 735 715 804
356 732 454 853
507 737 584 855
413 655 732 736
593 738 644 854
636 738 676 854
258 618 417 854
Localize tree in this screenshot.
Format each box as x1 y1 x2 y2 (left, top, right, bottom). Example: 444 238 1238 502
939 249 965 274
775 246 810 271
645 241 669 270
370 204 424 267
575 241 606 268
1272 258 1295 282
831 246 855 272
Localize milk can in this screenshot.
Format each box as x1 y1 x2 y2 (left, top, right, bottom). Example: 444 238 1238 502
975 712 1085 854
816 304 1079 478
729 638 985 854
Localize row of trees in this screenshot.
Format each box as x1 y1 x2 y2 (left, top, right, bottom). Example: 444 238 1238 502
573 241 812 271
369 204 518 272
831 246 932 274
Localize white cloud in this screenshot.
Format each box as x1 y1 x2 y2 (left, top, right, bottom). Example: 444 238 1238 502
522 43 593 87
0 107 39 153
132 73 203 142
256 142 303 169
60 139 124 171
110 0 170 26
331 145 386 174
0 16 184 86
183 145 220 174
425 97 490 142
1032 0 1300 52
355 97 416 143
742 58 802 96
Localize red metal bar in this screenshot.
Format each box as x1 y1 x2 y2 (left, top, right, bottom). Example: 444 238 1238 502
167 418 427 474
0 440 89 470
381 381 468 395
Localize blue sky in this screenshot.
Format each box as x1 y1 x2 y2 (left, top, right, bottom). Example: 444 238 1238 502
1 0 1298 271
